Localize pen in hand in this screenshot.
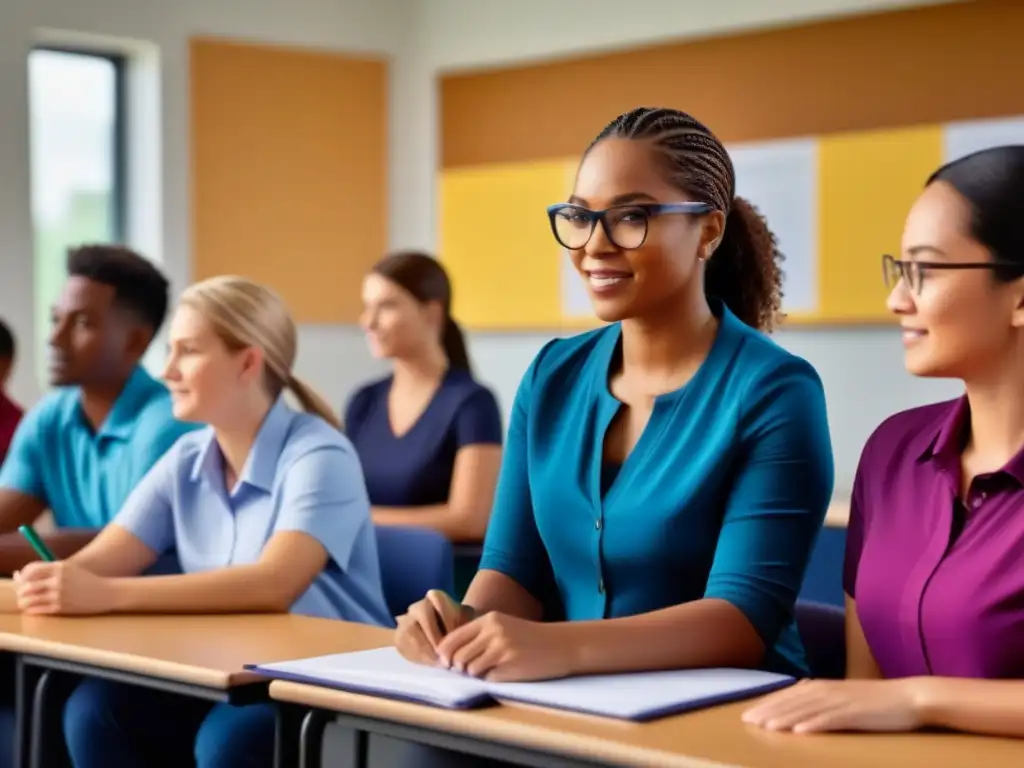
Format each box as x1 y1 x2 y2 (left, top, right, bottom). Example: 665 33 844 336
18 524 56 563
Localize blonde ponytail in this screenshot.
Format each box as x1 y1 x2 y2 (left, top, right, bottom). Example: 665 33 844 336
287 374 341 430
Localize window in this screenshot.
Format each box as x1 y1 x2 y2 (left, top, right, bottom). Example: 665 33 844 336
27 47 126 386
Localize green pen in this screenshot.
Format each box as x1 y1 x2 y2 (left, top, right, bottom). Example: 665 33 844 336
18 524 56 563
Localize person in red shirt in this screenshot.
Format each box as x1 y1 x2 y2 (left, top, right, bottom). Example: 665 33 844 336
0 320 22 465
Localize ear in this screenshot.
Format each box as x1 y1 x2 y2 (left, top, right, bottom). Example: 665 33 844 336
236 345 265 385
124 324 153 362
423 300 446 332
1010 280 1024 329
698 210 727 261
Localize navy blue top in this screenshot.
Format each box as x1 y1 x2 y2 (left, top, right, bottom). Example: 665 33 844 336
478 300 835 676
344 369 503 508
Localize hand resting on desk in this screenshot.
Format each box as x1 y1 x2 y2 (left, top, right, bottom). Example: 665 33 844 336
395 589 475 664
396 589 577 683
13 560 114 615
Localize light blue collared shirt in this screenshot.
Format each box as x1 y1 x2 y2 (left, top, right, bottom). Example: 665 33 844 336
114 397 393 628
0 367 198 528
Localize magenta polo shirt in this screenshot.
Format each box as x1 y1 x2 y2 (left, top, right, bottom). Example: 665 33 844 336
845 396 1024 680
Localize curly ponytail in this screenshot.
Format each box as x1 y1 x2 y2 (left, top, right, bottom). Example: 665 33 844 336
706 197 784 332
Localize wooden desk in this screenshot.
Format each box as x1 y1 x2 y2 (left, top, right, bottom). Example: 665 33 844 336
270 681 1024 768
0 614 392 768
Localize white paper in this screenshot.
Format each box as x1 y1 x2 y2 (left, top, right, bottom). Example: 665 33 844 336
944 115 1024 164
488 666 793 720
256 647 487 708
255 647 794 720
727 138 819 314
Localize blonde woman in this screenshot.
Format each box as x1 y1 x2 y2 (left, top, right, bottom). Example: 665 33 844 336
13 276 392 767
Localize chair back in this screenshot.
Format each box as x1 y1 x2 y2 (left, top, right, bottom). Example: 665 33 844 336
795 600 846 679
375 525 455 617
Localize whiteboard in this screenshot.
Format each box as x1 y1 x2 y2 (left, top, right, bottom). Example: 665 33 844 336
728 138 818 314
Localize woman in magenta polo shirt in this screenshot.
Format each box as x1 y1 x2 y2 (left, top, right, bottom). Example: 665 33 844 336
744 145 1024 738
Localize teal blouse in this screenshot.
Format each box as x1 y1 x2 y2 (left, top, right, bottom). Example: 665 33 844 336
478 300 834 675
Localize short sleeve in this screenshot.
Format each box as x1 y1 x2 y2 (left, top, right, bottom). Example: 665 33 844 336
704 359 834 647
478 352 551 599
453 387 503 448
0 404 48 501
273 444 372 572
112 443 179 555
843 452 871 598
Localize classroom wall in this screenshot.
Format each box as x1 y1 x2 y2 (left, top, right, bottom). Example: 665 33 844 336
0 0 963 494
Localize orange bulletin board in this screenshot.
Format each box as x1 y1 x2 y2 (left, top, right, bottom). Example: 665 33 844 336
190 38 388 324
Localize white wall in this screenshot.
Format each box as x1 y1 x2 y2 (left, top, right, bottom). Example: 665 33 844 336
0 0 962 492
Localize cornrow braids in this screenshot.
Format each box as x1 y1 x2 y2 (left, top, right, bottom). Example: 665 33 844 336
588 107 785 332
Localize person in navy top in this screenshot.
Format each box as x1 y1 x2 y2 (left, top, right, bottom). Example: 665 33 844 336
345 251 503 543
394 107 834 692
11 276 390 768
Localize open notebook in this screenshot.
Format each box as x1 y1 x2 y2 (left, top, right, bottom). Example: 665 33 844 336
247 647 794 722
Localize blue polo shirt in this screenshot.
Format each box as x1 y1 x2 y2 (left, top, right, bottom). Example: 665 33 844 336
0 367 197 529
113 397 393 627
344 369 502 508
479 300 834 676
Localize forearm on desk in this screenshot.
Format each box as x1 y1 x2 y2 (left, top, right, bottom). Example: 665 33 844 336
372 504 486 542
915 677 1024 738
109 564 292 614
559 598 765 677
0 529 99 574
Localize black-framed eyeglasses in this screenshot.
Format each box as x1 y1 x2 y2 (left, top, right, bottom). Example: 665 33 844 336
882 253 1024 293
546 202 716 251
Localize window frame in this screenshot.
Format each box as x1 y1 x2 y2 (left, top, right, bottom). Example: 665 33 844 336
31 44 129 242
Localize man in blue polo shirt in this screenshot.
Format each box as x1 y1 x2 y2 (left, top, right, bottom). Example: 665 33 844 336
0 244 197 573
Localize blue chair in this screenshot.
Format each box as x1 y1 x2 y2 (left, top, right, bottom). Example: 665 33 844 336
798 526 847 606
375 525 455 618
795 600 846 679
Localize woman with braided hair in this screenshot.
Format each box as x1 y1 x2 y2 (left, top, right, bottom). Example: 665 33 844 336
395 107 834 686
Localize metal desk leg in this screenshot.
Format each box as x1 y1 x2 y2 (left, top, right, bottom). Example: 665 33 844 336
13 657 39 768
298 710 327 768
299 710 368 768
29 669 50 768
29 669 70 768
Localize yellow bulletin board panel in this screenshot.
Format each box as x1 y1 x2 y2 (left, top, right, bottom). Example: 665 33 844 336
813 125 944 324
190 38 388 324
440 159 576 330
